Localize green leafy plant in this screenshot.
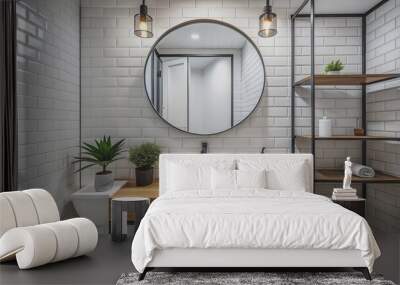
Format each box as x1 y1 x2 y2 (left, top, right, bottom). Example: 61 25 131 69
324 59 344 73
73 136 125 174
129 143 161 170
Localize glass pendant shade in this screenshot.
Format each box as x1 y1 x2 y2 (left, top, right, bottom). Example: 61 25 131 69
258 3 277 38
134 2 153 38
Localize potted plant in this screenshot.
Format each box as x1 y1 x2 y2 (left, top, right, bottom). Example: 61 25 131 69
129 143 161 186
324 59 344 75
74 136 125 191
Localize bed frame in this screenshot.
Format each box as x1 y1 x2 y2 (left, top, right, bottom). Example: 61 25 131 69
139 248 371 280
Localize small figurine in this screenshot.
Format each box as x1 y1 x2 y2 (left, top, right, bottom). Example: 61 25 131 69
343 157 352 190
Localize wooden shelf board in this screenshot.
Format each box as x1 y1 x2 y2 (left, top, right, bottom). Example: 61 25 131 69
315 169 400 183
296 135 400 141
294 74 400 86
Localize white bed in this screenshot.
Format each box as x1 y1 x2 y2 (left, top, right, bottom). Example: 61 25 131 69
131 154 380 280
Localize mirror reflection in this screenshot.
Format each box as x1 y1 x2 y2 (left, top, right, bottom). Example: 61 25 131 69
145 21 265 135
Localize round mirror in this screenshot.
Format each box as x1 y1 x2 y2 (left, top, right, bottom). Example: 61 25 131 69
144 19 265 135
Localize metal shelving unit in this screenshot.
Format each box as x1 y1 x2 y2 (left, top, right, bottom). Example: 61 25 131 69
290 0 400 197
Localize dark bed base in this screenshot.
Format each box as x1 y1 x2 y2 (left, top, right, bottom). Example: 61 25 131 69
138 267 372 281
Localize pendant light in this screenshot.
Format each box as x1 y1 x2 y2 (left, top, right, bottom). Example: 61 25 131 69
134 0 153 38
258 0 277 38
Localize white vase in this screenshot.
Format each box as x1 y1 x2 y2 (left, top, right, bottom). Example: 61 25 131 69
326 71 341 75
319 116 332 137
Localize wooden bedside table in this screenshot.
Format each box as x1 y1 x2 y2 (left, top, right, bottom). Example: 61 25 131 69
112 180 159 202
332 198 365 217
109 181 159 231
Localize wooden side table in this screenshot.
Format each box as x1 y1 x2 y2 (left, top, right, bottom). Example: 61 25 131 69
111 197 150 242
332 198 366 217
113 180 159 202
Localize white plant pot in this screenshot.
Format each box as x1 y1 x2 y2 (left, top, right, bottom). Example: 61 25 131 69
326 71 341 75
94 172 114 192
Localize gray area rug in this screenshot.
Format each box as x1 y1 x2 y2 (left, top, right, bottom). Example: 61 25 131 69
116 272 396 285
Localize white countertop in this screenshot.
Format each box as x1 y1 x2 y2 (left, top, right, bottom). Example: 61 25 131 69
71 180 127 199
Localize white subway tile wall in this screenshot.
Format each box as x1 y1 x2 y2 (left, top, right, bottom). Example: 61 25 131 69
365 0 400 282
16 0 80 209
366 0 400 92
366 1 400 226
81 0 364 184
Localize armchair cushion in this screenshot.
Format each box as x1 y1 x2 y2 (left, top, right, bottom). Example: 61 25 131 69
0 218 98 269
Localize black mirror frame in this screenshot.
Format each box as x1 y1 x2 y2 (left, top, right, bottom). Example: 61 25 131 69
143 19 266 136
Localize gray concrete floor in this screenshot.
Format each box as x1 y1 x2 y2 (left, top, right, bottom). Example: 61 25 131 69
1 231 397 284
0 235 134 285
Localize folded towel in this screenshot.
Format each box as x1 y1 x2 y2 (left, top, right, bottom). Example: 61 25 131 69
351 163 375 178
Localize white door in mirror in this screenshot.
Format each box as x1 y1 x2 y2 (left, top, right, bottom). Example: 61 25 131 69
163 58 188 131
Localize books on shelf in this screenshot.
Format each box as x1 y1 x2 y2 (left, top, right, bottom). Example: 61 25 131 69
332 188 359 200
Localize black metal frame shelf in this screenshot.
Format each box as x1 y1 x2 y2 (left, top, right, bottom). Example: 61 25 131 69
290 0 400 196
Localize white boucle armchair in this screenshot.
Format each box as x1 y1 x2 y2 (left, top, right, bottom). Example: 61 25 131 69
0 189 98 269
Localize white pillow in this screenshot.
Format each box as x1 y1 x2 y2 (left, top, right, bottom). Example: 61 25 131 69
167 162 211 191
237 169 267 189
211 168 236 190
238 159 308 191
267 160 307 191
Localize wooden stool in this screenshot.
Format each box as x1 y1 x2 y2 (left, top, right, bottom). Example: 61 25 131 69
111 197 149 242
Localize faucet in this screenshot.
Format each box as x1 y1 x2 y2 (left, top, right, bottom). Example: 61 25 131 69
201 142 208 154
260 147 266 153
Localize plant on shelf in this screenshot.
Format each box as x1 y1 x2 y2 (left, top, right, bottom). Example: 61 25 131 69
324 59 344 75
129 143 161 186
74 136 125 191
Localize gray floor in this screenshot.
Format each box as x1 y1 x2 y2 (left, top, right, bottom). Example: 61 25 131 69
1 232 398 285
0 235 134 285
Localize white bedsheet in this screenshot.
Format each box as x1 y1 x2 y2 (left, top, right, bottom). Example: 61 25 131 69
131 190 380 273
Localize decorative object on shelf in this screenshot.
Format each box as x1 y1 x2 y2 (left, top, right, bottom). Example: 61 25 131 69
354 128 365 136
331 157 358 200
324 59 344 75
318 116 332 137
129 143 161 186
73 136 126 192
258 0 277 38
134 0 153 38
343 157 353 190
111 197 150 242
351 162 375 178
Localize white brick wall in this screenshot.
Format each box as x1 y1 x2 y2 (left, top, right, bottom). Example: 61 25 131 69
81 0 364 184
16 0 80 210
81 0 294 184
366 0 400 92
365 1 400 282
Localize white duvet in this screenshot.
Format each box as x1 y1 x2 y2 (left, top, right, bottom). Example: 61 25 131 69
131 190 380 273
